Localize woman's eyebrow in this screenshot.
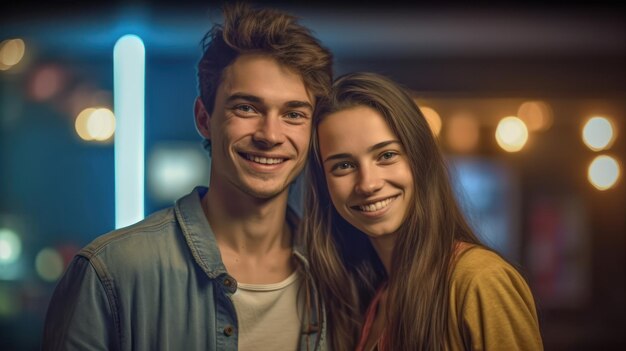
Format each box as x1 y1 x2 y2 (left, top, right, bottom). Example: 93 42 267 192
368 140 401 152
322 140 401 164
323 153 352 164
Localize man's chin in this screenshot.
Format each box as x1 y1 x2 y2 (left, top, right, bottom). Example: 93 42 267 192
233 171 302 200
242 188 287 201
239 180 292 201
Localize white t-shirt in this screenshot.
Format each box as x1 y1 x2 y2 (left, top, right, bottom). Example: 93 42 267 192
232 271 303 351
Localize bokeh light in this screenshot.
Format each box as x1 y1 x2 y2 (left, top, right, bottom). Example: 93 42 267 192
0 288 21 317
517 100 553 132
496 116 529 152
588 155 621 190
0 228 21 264
67 85 98 117
75 107 116 141
75 108 96 140
88 108 116 141
57 243 80 267
582 116 616 151
0 38 26 71
445 112 480 153
149 143 211 203
420 106 442 136
28 65 66 101
35 247 65 282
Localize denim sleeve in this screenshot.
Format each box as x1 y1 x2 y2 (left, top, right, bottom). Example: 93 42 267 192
42 255 116 351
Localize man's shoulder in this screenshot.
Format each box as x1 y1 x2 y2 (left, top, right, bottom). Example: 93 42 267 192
78 206 180 262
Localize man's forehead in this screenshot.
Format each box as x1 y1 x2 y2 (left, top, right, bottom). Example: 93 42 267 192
218 54 314 106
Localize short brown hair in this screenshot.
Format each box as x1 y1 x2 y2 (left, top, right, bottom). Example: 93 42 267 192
197 2 333 114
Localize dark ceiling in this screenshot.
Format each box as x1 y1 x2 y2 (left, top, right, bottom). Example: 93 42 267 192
3 0 625 95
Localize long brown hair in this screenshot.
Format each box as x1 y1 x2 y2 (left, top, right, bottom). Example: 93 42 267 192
302 72 484 350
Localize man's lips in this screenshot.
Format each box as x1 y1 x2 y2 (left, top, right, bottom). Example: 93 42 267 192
238 152 288 165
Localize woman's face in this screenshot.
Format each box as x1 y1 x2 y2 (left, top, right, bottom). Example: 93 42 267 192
318 105 414 239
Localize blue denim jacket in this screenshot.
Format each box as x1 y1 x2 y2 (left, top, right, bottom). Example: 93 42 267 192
42 187 326 350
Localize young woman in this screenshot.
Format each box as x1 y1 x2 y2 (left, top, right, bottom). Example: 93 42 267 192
302 72 543 350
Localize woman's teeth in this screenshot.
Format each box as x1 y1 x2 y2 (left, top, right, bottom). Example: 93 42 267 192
359 197 395 212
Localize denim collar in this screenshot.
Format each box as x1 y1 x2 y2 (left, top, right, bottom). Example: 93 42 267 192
174 186 310 279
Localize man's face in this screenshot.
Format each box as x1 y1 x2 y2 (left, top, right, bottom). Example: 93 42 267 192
196 54 314 200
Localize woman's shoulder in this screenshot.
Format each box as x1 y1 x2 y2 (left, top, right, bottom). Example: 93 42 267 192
451 243 527 291
455 244 509 267
448 244 543 350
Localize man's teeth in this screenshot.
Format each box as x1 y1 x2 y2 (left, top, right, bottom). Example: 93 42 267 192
359 197 395 212
246 154 284 164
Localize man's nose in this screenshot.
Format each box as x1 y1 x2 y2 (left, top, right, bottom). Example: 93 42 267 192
252 115 285 148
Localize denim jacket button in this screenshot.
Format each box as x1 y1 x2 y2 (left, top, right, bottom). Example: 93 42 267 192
223 325 235 336
223 277 233 287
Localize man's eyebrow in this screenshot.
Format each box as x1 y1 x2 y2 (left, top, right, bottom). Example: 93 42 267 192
323 140 401 164
225 93 313 111
225 93 263 104
285 100 313 111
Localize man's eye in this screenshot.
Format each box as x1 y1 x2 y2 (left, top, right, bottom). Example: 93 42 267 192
236 104 255 113
285 111 306 120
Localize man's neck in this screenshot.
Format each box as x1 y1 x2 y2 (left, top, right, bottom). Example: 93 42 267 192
203 183 295 284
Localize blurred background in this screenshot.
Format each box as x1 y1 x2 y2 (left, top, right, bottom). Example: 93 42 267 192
1 1 624 350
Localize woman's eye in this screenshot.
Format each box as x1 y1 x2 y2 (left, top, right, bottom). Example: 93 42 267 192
380 151 397 160
330 161 355 174
337 162 352 169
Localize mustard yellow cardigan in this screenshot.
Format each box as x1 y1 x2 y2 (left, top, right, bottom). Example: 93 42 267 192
447 246 543 350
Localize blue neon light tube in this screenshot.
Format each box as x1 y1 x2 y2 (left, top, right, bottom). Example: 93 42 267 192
113 35 145 229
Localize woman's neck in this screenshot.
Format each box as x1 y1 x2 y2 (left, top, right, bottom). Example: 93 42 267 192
369 233 397 275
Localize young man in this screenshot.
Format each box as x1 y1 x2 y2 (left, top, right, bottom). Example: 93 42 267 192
42 3 333 350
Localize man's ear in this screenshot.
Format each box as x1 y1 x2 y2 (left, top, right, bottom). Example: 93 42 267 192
194 97 211 139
